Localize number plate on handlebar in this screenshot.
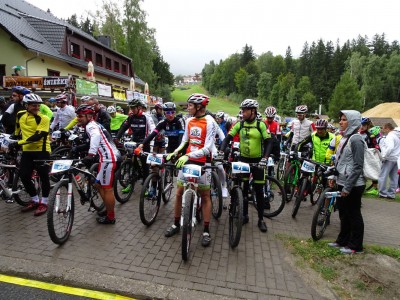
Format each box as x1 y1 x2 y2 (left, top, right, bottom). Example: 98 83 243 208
146 154 163 165
301 160 316 173
182 164 202 178
233 142 240 149
50 160 73 174
51 131 62 139
124 142 137 153
231 162 250 174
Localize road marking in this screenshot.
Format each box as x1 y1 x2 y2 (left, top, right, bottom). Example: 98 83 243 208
0 274 135 300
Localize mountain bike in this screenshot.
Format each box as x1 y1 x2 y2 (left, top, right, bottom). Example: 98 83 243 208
46 159 103 245
283 151 301 203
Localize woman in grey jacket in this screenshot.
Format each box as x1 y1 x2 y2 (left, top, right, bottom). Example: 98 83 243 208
329 110 366 254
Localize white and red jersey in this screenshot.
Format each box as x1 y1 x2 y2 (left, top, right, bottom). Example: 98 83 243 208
180 115 217 163
86 120 119 163
291 118 316 145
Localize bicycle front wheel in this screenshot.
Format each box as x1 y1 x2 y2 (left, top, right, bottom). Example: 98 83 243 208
12 169 34 206
113 160 136 204
229 187 243 248
210 171 223 219
311 188 332 241
276 156 286 181
47 179 74 245
284 165 297 203
182 190 195 261
263 176 286 218
292 178 307 218
139 173 161 226
161 167 173 204
88 163 104 211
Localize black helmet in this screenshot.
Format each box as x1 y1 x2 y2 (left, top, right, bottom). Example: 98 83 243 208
128 99 142 107
162 102 176 111
76 104 95 115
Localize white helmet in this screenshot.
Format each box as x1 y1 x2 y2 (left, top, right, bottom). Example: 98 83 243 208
264 106 277 117
295 105 308 113
107 106 116 114
216 111 225 119
23 93 43 104
240 99 259 109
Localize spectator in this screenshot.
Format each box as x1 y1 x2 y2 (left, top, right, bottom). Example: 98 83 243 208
378 123 400 199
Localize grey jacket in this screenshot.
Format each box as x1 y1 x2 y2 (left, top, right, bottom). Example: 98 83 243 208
335 110 366 193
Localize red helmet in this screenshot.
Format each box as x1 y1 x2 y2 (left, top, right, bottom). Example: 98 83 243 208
187 93 209 106
55 93 68 102
264 106 277 117
154 103 163 110
76 104 95 115
315 119 328 129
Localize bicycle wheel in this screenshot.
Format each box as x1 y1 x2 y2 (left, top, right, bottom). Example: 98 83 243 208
310 175 324 206
182 189 195 261
139 173 161 226
161 167 173 204
210 171 223 219
47 179 74 245
229 187 243 248
113 160 135 204
263 176 286 218
12 169 33 206
292 178 307 218
87 163 104 211
276 156 286 181
283 165 297 203
311 187 332 241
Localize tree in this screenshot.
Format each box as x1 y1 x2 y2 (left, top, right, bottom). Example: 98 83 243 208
240 44 256 67
234 68 248 95
80 17 95 36
67 14 80 28
174 75 184 85
257 72 273 105
285 46 294 74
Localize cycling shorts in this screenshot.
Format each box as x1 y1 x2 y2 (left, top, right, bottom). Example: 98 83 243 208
177 163 211 191
96 161 117 188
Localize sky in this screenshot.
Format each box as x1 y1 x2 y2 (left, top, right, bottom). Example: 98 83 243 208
27 0 400 75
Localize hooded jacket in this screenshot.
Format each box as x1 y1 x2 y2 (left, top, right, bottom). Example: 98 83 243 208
335 110 365 193
380 127 400 162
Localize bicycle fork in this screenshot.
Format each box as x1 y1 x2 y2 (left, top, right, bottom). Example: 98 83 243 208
54 182 73 214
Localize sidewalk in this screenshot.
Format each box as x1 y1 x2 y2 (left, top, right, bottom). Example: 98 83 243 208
0 194 398 299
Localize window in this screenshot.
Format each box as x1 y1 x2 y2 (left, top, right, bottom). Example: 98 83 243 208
114 61 120 73
47 69 60 76
0 64 5 86
84 48 92 62
95 53 103 67
121 64 127 75
70 43 80 59
105 57 112 70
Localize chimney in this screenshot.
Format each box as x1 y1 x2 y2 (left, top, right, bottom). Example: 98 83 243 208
97 36 111 48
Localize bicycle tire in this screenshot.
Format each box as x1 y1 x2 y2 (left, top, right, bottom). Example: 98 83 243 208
88 163 104 211
229 187 243 248
292 178 307 218
161 167 173 204
47 179 74 245
182 189 195 261
311 187 332 241
12 169 34 206
211 171 223 219
113 160 135 204
263 176 286 218
139 173 161 226
283 164 297 203
310 175 324 206
276 156 286 181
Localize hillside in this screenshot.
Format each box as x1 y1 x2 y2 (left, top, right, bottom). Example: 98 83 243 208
363 102 400 125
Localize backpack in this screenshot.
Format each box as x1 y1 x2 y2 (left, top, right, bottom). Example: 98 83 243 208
347 134 382 181
239 120 262 135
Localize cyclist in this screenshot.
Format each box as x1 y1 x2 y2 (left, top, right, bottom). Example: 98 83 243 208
215 111 231 136
297 119 334 164
264 106 282 160
151 103 166 153
2 86 29 134
116 98 155 192
86 97 111 133
75 104 120 224
164 93 218 247
107 105 128 136
287 105 316 149
50 93 76 132
221 99 273 232
10 94 51 216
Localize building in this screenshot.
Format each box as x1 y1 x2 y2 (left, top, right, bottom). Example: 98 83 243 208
0 0 147 105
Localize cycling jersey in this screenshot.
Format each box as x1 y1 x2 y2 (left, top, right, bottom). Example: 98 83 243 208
40 104 53 120
290 118 316 145
110 113 128 132
142 117 184 152
176 115 217 163
15 110 51 152
86 120 119 162
50 105 76 130
264 120 281 135
2 102 25 134
116 112 155 144
298 131 334 163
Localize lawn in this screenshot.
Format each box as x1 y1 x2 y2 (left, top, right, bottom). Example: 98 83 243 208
171 84 240 116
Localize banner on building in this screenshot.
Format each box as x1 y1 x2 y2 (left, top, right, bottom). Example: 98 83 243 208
43 76 69 89
75 78 98 95
113 87 126 101
98 83 112 97
2 76 43 89
126 90 134 101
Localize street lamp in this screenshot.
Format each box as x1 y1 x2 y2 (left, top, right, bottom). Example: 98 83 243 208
319 97 322 115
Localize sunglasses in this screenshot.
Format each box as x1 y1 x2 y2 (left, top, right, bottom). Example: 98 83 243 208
164 111 175 115
28 104 41 107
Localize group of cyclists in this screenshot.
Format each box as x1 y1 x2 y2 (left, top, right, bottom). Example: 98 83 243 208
1 85 392 251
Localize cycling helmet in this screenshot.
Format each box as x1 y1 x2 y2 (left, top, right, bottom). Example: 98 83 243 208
128 99 142 107
264 106 277 117
107 106 116 114
187 93 209 106
154 103 163 110
295 105 308 113
48 97 56 103
237 110 243 118
315 119 328 129
216 111 225 119
151 109 156 115
256 112 263 120
327 123 334 130
162 102 176 111
12 86 27 95
140 100 148 109
55 93 68 102
369 125 381 137
361 117 371 125
0 96 5 103
76 104 95 115
80 95 91 103
22 93 43 104
240 99 259 109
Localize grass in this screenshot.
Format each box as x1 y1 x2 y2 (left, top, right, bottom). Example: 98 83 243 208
363 180 400 203
171 84 240 116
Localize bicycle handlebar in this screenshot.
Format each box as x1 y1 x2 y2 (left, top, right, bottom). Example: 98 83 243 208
324 191 341 198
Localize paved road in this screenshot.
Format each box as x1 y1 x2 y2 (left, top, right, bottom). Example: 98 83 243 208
0 188 398 299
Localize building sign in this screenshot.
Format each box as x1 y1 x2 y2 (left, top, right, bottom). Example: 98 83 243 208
3 76 43 89
98 83 112 97
43 76 69 89
113 87 126 101
76 78 98 95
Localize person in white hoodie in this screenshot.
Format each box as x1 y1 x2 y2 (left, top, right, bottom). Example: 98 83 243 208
378 123 400 199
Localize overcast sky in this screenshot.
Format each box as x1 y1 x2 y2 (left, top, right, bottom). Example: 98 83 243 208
27 0 400 75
